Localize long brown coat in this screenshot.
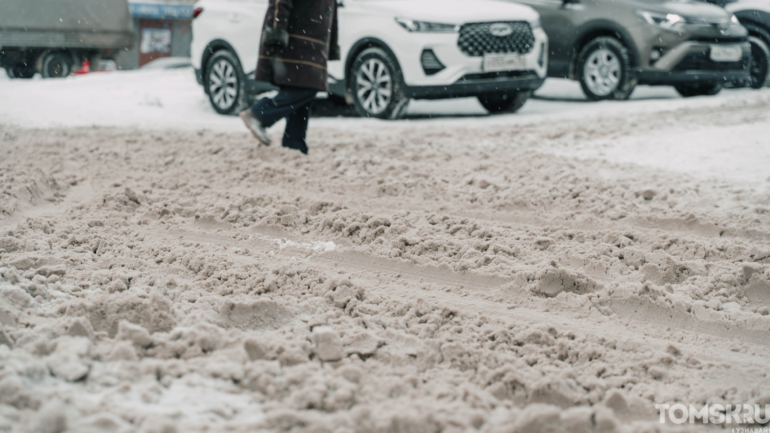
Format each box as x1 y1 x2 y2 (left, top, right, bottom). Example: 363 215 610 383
255 0 339 92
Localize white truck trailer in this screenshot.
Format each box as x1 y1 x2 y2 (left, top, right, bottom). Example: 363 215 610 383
0 0 134 78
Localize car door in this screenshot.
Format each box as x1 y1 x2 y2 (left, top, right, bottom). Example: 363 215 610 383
224 0 268 75
512 0 581 77
328 0 353 85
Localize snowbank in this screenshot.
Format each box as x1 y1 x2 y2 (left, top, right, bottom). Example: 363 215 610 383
2 68 768 188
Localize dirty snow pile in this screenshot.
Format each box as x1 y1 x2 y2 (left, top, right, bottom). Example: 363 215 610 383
1 84 770 433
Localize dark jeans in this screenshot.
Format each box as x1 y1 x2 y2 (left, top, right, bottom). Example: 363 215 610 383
250 86 318 154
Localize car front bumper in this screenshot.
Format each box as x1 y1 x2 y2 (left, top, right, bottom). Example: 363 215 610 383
406 71 545 99
634 69 750 85
389 25 548 98
635 38 751 85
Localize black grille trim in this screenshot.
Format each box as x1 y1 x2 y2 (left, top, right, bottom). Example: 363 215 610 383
672 51 750 72
458 22 535 57
457 70 536 82
689 37 748 43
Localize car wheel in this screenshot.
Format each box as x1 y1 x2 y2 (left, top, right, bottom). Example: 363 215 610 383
674 83 722 98
6 65 36 79
577 37 635 101
477 91 532 114
748 36 770 89
205 50 247 115
351 47 409 120
41 52 73 78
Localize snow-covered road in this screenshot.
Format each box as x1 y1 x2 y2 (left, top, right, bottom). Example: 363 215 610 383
1 67 769 433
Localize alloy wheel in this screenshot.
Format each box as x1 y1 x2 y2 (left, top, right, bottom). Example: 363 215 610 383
356 58 392 115
583 48 621 97
209 59 238 110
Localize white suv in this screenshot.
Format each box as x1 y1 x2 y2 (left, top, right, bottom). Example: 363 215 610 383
192 0 548 119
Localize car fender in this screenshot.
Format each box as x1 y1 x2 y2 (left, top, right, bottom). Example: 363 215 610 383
202 39 242 67
733 11 770 45
727 1 770 17
200 39 245 92
568 20 642 78
341 37 404 95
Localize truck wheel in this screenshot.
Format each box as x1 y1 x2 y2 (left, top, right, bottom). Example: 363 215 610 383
674 83 722 97
748 36 770 89
6 65 36 79
41 52 73 78
577 37 635 101
351 47 409 120
205 50 247 115
478 91 531 114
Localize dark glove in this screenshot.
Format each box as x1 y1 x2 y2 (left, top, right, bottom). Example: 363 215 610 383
262 27 289 49
329 45 341 61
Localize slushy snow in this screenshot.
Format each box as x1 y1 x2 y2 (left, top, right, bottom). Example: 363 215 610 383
1 68 769 432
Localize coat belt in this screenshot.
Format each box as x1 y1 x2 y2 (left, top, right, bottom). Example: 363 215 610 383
289 34 328 46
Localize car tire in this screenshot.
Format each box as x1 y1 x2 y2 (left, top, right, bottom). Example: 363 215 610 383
674 83 722 98
41 52 73 78
350 47 409 120
748 36 770 89
477 91 531 114
205 50 247 116
577 37 636 101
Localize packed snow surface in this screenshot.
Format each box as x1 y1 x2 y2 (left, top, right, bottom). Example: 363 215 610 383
1 69 770 432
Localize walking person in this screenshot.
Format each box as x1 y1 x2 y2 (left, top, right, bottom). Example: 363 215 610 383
239 0 340 155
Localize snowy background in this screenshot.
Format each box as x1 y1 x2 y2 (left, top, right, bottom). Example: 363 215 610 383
0 67 768 189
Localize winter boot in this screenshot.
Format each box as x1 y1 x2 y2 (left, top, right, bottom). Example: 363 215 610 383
239 110 272 146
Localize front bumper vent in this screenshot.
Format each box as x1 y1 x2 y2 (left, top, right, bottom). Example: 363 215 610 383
673 51 750 72
421 49 445 75
538 43 546 67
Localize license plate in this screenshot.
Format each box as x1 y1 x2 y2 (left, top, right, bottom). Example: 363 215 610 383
483 54 526 72
709 45 742 62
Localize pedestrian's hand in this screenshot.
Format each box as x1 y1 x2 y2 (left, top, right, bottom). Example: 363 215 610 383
262 28 289 50
330 45 341 61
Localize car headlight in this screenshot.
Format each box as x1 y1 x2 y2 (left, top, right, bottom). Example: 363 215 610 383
395 18 459 33
730 14 740 24
636 10 685 29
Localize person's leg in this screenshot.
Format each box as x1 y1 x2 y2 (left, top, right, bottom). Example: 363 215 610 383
250 87 316 128
282 101 313 154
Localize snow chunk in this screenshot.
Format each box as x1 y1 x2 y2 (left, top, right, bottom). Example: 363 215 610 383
312 326 343 362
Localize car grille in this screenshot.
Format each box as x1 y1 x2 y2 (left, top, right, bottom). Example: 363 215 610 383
458 70 536 82
458 22 535 57
673 52 750 72
689 36 747 44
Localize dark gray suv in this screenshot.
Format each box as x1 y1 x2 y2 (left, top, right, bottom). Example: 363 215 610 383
704 0 770 88
507 0 752 99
